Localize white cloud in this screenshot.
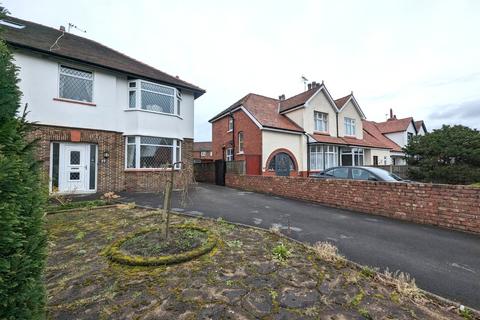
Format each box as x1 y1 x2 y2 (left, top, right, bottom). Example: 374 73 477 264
4 0 480 140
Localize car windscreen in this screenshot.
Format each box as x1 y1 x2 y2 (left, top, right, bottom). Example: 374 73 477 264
366 168 403 181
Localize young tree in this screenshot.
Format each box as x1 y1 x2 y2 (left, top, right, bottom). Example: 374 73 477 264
0 9 48 318
404 125 480 184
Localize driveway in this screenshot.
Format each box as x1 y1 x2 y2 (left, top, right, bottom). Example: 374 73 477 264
119 183 480 310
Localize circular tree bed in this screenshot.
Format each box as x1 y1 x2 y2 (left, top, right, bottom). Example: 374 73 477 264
106 225 217 266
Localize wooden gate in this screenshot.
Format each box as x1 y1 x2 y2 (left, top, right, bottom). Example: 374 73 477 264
214 160 226 186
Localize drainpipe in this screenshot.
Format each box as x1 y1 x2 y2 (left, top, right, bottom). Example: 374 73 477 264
229 112 235 161
336 111 340 165
306 135 311 177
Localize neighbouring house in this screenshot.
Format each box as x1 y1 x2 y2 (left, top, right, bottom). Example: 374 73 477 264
209 82 425 176
365 109 427 165
193 142 213 163
1 16 205 193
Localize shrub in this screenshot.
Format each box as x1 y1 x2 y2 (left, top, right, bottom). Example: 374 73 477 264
0 17 47 319
404 125 480 184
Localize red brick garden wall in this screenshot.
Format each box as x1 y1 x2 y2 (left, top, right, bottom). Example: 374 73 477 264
226 174 480 234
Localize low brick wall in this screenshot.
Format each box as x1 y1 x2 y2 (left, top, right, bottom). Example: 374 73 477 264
194 162 215 183
226 174 480 234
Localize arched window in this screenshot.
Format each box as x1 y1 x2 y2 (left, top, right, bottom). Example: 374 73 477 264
268 152 295 171
238 132 244 153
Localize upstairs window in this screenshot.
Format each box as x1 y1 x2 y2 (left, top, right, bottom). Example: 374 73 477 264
228 117 233 132
128 80 180 115
407 132 414 143
314 111 328 132
59 65 93 102
344 117 356 136
238 132 244 153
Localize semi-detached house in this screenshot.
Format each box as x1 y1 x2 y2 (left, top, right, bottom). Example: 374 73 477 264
210 82 425 176
1 16 205 193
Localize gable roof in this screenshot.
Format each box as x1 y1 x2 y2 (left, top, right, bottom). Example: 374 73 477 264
334 94 352 109
193 142 212 152
278 86 318 112
374 117 415 134
414 120 427 133
362 120 402 152
1 16 205 98
209 93 304 132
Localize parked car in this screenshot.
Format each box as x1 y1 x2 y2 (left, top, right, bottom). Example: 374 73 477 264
310 166 406 182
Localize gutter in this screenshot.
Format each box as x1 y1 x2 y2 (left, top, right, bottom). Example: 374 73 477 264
8 42 206 98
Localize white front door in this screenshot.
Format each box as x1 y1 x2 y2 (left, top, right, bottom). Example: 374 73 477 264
59 143 92 193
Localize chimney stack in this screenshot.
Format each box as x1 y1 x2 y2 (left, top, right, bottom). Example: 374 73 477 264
278 94 285 100
59 25 66 32
312 81 317 88
307 83 312 90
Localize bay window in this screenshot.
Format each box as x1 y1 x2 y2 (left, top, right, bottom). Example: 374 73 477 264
126 136 182 169
309 145 338 171
128 80 181 116
344 117 356 136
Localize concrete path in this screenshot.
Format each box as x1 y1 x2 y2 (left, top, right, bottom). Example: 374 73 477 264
119 183 480 309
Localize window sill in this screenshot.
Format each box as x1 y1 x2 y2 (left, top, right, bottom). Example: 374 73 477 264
124 168 180 172
53 97 96 106
227 130 233 133
313 131 330 136
124 108 182 119
237 151 244 155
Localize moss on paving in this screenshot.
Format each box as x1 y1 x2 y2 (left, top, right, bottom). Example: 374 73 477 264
46 207 466 319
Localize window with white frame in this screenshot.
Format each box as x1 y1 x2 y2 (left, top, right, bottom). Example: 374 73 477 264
126 136 181 169
226 148 233 161
59 65 93 102
201 151 207 157
340 147 363 166
128 80 180 115
228 117 233 132
238 132 244 153
314 111 328 132
309 145 338 171
344 117 356 136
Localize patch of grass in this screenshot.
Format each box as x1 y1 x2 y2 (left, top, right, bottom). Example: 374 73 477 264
390 292 400 304
272 243 291 261
216 217 235 231
269 289 278 300
470 182 480 188
226 240 243 249
350 290 364 307
75 231 86 240
47 199 109 213
459 306 474 320
360 266 376 278
377 269 425 304
312 241 345 264
358 307 373 319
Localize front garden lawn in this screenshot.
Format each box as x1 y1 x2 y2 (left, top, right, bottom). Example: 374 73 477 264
46 207 467 319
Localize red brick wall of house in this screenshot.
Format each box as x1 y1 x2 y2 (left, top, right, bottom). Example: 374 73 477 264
28 125 193 193
211 110 262 170
226 174 480 234
28 125 125 193
193 150 213 163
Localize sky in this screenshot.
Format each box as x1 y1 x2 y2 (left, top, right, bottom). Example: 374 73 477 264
3 0 480 141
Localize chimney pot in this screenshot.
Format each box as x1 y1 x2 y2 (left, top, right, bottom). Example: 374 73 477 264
312 81 317 88
389 108 393 119
278 94 285 100
59 25 65 32
307 83 312 90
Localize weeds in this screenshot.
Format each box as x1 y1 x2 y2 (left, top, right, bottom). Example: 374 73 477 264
312 241 345 263
358 308 373 319
269 289 278 300
226 240 243 249
459 305 474 320
272 243 291 261
377 269 425 304
75 231 86 240
360 266 376 278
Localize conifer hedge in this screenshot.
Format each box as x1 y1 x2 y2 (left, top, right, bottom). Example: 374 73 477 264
0 8 48 318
